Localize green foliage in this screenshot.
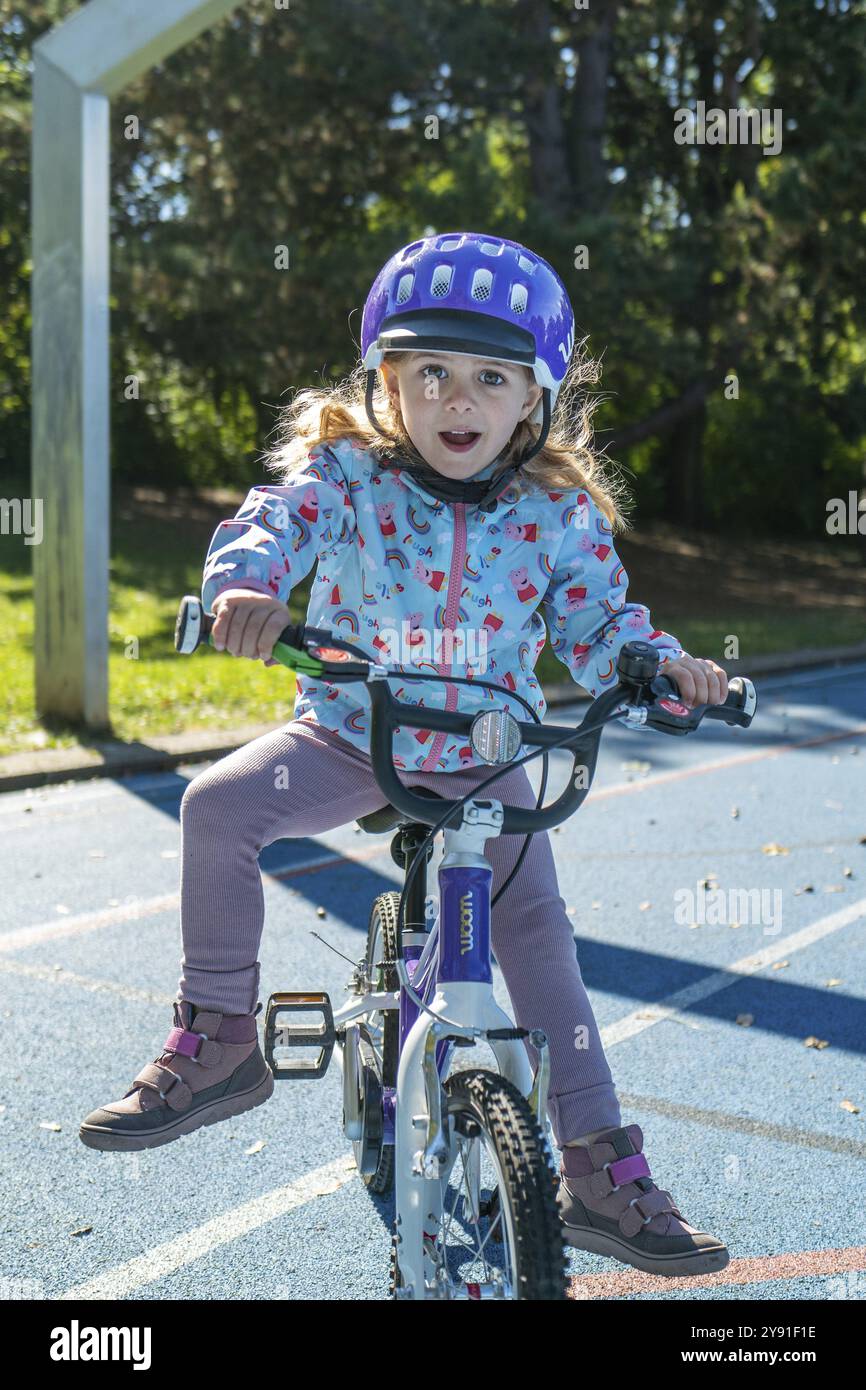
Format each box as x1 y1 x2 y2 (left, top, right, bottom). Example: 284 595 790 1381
1 0 864 538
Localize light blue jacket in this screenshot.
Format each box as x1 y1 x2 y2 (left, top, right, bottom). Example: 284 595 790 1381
201 436 688 772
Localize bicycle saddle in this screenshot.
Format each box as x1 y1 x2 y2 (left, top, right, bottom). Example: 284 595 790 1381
356 785 446 834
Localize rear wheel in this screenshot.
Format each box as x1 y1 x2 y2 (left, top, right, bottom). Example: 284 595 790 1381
358 891 402 1193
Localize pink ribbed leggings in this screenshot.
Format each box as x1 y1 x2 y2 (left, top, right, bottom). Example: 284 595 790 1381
176 717 622 1145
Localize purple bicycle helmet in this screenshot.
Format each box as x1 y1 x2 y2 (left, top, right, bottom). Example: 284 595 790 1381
359 231 576 510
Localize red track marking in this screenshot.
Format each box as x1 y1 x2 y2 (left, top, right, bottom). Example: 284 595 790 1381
568 1245 866 1298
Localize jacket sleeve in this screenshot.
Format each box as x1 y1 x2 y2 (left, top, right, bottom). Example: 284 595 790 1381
540 492 688 696
201 442 356 615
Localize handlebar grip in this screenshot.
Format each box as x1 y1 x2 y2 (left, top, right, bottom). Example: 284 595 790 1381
645 672 757 734
174 595 305 655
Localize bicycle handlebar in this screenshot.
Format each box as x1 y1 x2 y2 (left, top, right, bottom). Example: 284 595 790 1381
175 595 757 834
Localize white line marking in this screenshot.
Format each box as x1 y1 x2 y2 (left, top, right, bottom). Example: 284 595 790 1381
56 1155 359 1301
602 895 866 1046
0 959 173 1006
0 894 181 954
0 846 392 954
53 894 865 1301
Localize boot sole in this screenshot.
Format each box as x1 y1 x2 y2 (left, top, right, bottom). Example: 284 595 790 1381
78 1067 274 1153
562 1221 730 1277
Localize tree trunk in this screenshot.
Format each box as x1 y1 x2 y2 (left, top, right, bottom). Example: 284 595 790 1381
664 397 706 529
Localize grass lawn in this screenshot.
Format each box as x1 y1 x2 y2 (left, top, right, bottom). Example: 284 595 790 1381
1 477 864 758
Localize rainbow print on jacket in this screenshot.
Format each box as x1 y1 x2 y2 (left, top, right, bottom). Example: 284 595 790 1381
201 437 688 773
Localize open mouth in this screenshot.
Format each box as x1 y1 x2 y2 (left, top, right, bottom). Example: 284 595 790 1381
438 430 481 453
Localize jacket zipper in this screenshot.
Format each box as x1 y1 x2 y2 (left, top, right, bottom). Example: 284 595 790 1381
419 501 466 772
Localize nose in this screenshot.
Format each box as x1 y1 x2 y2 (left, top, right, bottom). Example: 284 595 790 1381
442 377 479 412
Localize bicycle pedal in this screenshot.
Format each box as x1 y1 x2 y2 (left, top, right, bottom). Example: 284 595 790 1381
264 991 335 1080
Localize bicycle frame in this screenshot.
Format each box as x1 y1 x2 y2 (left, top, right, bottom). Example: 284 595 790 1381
330 794 546 1297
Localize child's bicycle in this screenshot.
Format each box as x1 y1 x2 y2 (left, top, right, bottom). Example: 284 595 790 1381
175 595 757 1300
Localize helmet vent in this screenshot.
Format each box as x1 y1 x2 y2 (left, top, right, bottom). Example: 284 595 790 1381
395 273 414 305
430 264 453 297
438 236 462 251
517 254 536 274
480 241 503 255
470 268 494 302
510 283 528 313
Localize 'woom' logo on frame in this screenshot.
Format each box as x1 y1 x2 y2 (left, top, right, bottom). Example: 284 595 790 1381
49 1320 152 1370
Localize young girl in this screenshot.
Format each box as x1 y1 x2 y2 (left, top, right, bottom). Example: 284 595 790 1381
80 232 729 1278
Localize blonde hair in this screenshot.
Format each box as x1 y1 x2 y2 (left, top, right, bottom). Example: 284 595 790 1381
259 337 635 532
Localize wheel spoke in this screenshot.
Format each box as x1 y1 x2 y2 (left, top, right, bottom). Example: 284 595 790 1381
431 1133 510 1290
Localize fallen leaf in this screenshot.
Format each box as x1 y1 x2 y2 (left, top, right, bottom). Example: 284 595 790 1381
825 979 843 988
843 867 854 878
762 843 789 856
591 901 601 910
794 885 815 894
244 1140 265 1155
771 961 789 970
69 1226 92 1237
840 1100 860 1114
736 1013 754 1026
730 806 740 818
824 885 844 893
638 901 651 911
39 1121 62 1131
804 1036 830 1049
317 907 327 918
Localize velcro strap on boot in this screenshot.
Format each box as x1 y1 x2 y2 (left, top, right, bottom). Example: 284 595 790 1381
588 1151 650 1198
619 1186 676 1237
132 1062 193 1111
163 1026 223 1067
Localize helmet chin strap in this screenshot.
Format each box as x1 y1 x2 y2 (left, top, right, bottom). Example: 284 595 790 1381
364 370 551 514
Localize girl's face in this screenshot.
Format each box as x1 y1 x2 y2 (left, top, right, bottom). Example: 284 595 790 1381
379 351 542 480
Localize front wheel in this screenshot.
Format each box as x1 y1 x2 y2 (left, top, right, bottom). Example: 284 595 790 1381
390 1068 568 1300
